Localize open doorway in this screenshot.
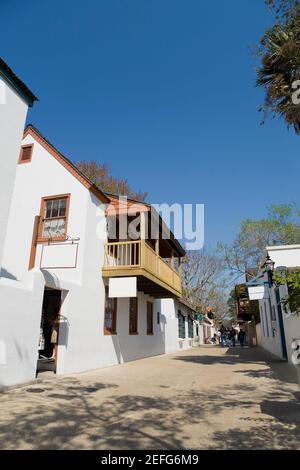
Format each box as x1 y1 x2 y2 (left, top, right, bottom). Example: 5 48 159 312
37 288 62 374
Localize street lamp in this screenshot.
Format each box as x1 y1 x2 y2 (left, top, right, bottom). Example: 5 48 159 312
264 254 275 288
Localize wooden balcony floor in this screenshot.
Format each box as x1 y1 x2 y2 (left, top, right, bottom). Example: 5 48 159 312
103 240 182 298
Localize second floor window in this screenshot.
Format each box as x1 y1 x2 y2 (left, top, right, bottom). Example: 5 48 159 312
38 194 70 241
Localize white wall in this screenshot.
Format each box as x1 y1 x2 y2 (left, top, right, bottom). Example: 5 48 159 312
278 283 300 364
0 131 180 386
0 77 28 269
178 302 194 350
157 299 178 353
283 314 300 364
258 295 283 359
99 293 165 368
257 281 300 364
0 132 107 386
0 76 33 387
267 245 300 269
256 323 262 347
197 322 205 345
158 299 195 353
2 133 94 285
264 246 300 364
0 272 45 387
193 320 204 346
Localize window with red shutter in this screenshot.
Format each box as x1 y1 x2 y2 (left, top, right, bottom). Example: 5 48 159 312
19 144 33 164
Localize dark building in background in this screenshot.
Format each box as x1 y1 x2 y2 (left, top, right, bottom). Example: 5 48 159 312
235 270 260 346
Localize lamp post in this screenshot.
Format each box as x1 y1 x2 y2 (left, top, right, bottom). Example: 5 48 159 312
264 254 275 288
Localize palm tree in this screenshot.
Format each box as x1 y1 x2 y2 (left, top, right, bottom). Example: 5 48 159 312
257 15 300 133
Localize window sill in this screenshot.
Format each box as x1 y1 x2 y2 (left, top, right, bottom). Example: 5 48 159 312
37 236 68 244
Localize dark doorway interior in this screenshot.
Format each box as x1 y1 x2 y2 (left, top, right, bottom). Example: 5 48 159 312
37 288 61 374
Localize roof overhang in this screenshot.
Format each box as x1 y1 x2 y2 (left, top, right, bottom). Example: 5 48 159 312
0 58 38 107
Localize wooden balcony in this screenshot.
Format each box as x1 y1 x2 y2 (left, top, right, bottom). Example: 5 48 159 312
102 240 182 298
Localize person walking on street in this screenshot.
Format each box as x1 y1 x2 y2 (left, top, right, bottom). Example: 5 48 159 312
230 328 236 347
219 325 226 348
238 329 246 347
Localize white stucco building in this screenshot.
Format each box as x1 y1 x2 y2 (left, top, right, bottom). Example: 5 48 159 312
158 298 199 353
0 58 37 270
157 298 217 351
0 124 195 387
248 245 300 365
0 59 38 386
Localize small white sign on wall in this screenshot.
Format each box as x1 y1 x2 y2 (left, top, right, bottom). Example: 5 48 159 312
109 277 137 298
248 285 269 301
40 243 79 269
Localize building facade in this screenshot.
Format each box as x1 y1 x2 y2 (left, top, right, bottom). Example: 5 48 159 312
0 58 37 270
158 298 214 351
0 124 193 387
248 245 300 365
0 59 38 387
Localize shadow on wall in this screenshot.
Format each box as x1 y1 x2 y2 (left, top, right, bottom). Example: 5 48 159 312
42 270 61 290
0 371 299 449
0 267 18 281
58 290 69 349
58 315 69 348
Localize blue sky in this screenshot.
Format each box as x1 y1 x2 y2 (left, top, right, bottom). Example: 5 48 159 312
1 0 299 248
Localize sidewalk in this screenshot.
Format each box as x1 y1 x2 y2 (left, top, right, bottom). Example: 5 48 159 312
0 346 299 450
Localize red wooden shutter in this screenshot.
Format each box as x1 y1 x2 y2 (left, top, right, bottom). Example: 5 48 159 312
19 145 33 163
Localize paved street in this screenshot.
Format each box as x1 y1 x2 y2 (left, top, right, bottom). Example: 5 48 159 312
0 346 299 450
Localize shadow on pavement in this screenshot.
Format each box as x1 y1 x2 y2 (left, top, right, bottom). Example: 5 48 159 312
173 346 299 385
0 348 299 450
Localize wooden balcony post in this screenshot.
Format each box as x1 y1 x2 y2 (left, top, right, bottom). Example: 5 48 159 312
178 257 182 277
171 250 175 285
104 243 107 267
171 250 175 269
155 239 159 276
140 212 146 267
140 211 146 240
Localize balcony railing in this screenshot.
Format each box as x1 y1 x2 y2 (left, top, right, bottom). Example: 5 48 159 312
103 240 182 295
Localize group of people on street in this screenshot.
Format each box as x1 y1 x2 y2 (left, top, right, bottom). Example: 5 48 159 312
217 325 246 348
